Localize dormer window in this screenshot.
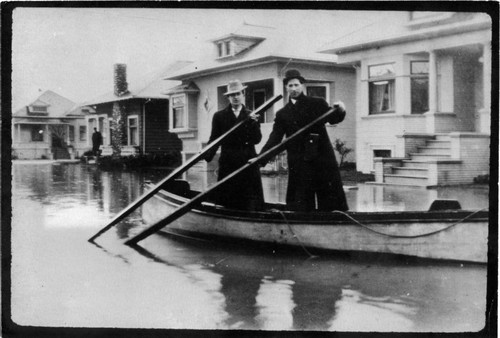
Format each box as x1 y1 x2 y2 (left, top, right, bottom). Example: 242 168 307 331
213 32 265 59
217 40 233 58
32 105 47 113
27 104 49 116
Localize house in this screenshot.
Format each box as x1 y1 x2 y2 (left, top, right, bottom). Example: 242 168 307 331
81 61 191 157
163 22 357 170
319 11 492 186
12 90 92 160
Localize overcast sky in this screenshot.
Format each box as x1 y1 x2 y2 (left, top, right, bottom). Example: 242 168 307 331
11 7 397 110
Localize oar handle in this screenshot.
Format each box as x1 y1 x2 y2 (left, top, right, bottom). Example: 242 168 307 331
88 94 282 242
124 106 339 246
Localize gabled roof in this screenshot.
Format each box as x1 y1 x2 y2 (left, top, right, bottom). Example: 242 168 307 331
164 82 200 95
13 90 77 118
165 22 338 81
81 60 192 106
319 12 491 55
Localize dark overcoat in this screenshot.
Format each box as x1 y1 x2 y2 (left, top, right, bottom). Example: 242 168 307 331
205 105 264 210
260 93 348 212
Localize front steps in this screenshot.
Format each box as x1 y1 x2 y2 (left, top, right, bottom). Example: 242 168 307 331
376 135 460 186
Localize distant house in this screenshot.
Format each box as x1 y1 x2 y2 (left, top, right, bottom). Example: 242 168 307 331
81 62 192 158
320 11 492 186
12 90 93 159
163 22 357 169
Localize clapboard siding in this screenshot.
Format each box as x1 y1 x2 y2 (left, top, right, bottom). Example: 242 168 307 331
144 99 182 154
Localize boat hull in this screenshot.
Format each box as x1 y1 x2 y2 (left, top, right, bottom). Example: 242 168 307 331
141 188 489 263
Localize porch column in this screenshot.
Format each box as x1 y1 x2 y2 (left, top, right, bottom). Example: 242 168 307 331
425 50 438 133
273 76 284 111
478 42 491 133
428 50 438 114
17 124 21 142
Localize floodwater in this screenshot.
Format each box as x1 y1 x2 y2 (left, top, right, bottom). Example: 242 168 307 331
9 161 490 332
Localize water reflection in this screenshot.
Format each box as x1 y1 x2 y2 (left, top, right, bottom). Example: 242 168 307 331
184 167 488 211
329 288 417 331
255 277 296 330
10 162 489 331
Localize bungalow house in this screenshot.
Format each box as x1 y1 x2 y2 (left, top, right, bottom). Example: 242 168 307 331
163 22 357 171
82 61 191 157
12 90 93 159
319 11 492 186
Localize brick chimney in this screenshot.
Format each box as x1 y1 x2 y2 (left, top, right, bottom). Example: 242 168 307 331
114 63 128 97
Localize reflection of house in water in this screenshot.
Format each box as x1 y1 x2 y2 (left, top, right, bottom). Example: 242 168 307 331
353 184 488 212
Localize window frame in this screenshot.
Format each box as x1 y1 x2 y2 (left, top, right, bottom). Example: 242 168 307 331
69 125 75 142
304 83 330 104
79 125 87 142
368 63 396 115
127 115 139 146
410 60 429 114
169 94 189 132
30 124 44 142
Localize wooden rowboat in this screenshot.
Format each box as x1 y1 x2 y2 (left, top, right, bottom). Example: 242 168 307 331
140 181 489 263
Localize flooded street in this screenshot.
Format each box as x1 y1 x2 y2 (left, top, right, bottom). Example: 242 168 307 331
10 161 489 331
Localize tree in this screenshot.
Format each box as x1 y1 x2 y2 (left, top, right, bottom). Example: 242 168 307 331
334 139 352 167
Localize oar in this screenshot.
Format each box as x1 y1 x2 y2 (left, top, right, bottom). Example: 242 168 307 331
124 105 339 246
88 94 283 242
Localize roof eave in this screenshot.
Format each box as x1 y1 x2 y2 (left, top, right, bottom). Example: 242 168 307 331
321 20 492 55
165 55 339 81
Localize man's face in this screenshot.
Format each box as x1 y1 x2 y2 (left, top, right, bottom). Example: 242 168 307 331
286 78 303 99
227 91 244 107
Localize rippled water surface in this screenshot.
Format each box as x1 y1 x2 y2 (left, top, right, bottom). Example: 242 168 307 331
10 161 490 332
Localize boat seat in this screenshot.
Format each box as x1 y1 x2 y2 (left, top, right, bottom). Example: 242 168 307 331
428 199 462 211
161 179 191 198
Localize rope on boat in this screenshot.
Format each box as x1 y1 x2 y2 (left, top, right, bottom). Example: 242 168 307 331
329 208 489 239
273 209 318 259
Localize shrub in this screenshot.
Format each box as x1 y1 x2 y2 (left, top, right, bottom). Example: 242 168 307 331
97 151 182 171
473 174 489 184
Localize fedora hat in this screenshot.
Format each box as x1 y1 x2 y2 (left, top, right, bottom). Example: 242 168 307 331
283 69 305 85
223 80 247 96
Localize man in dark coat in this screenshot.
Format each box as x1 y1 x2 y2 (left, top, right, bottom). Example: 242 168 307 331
259 69 348 212
205 80 264 210
92 128 103 157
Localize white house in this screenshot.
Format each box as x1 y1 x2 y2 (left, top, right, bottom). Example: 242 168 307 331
164 22 357 172
320 11 492 186
12 90 93 159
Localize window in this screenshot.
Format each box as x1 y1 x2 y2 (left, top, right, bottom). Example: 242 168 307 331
171 95 187 130
369 63 395 114
31 125 44 142
217 40 233 58
79 126 87 141
32 105 47 112
410 61 429 114
305 84 329 102
217 43 223 57
128 116 138 146
69 125 75 142
373 149 391 158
